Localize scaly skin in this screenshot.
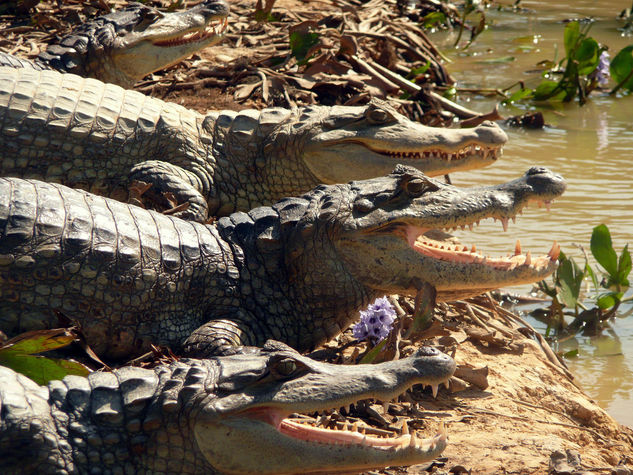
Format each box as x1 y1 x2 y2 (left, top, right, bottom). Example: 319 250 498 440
0 66 507 221
0 1 230 87
0 341 455 474
0 166 564 359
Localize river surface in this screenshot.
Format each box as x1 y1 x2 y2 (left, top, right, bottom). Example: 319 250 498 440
430 1 633 426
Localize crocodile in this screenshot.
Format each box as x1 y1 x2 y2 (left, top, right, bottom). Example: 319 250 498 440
0 0 230 88
0 166 564 359
0 66 507 221
0 341 455 474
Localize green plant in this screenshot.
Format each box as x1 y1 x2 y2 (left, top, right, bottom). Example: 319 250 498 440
0 329 90 385
504 21 633 105
288 28 320 66
453 0 486 50
537 224 631 335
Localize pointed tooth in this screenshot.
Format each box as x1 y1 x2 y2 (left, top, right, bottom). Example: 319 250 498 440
402 420 409 435
469 223 474 231
525 250 531 266
515 239 521 256
545 200 552 212
501 218 508 232
359 425 365 434
471 244 477 253
431 384 439 398
549 241 560 260
383 401 389 414
352 421 359 432
409 431 416 448
512 216 516 224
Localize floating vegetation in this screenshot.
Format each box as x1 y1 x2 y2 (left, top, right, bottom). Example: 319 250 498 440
536 224 632 336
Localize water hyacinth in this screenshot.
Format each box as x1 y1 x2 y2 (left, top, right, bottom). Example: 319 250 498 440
352 297 397 342
591 51 610 86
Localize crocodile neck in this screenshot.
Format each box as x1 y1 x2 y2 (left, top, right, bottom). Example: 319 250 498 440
216 197 374 352
205 109 322 217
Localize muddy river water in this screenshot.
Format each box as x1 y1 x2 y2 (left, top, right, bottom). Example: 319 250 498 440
429 1 633 426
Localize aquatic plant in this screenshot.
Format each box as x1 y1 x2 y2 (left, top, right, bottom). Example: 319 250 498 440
352 296 397 342
537 224 631 336
505 21 633 105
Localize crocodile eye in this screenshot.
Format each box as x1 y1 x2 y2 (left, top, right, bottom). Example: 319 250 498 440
405 177 436 196
269 358 299 378
140 9 162 23
353 198 374 213
365 107 394 124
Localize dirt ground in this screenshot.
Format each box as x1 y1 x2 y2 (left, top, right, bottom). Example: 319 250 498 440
1 0 632 473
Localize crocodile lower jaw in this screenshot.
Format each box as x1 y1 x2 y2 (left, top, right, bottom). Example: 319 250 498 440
152 17 229 47
240 405 447 452
412 234 560 271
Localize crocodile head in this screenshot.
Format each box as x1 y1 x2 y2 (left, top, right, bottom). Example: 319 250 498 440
265 98 507 181
39 0 229 87
279 165 565 309
196 341 454 474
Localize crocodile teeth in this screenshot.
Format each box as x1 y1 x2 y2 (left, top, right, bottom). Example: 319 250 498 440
402 420 409 435
501 218 508 232
430 384 439 398
548 241 560 260
514 239 521 256
525 250 531 266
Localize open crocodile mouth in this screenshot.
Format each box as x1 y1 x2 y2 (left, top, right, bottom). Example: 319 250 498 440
239 403 447 453
378 143 503 162
403 197 560 272
152 17 229 47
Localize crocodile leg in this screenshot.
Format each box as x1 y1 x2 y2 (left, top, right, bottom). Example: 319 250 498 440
128 160 211 222
183 316 259 356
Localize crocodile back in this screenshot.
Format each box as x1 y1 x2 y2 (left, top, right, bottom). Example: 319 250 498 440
0 178 238 359
0 67 206 194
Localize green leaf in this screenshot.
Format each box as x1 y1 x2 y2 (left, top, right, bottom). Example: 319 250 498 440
289 30 320 65
575 38 600 75
476 56 516 64
422 11 446 28
0 354 90 386
590 224 618 276
557 257 583 308
617 244 631 286
562 348 578 359
533 79 562 100
408 61 431 78
610 46 633 91
0 329 76 355
584 261 600 293
596 291 622 309
359 338 387 364
505 88 533 103
0 328 91 385
563 21 580 58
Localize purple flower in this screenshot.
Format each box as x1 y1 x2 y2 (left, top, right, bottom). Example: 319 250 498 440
352 297 397 342
591 51 610 86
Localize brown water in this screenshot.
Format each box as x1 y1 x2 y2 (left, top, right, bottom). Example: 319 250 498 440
430 1 633 426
